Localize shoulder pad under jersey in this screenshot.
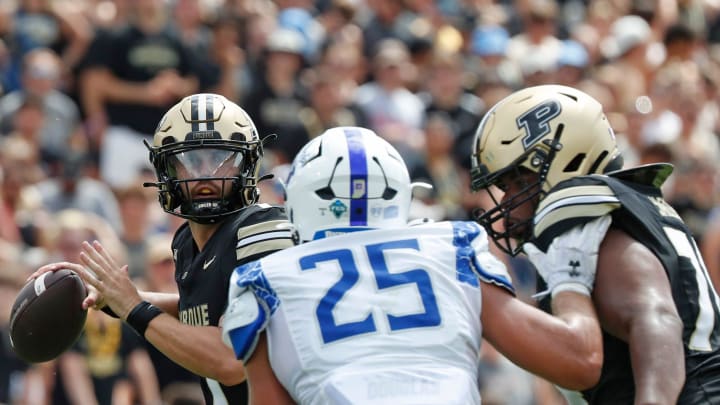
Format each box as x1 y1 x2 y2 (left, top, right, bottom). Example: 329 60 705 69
533 176 620 250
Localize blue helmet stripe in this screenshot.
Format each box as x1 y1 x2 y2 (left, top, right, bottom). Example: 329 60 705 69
345 128 368 225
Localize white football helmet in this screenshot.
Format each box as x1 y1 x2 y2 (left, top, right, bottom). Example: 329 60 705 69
470 84 623 255
284 127 412 241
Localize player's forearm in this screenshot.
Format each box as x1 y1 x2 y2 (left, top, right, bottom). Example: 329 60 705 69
628 310 685 405
483 287 602 390
545 291 604 389
143 314 246 385
139 291 179 317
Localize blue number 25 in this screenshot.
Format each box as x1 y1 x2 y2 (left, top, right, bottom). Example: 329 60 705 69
299 239 441 344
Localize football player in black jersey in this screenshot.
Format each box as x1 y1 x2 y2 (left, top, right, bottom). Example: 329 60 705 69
470 84 720 404
33 94 296 404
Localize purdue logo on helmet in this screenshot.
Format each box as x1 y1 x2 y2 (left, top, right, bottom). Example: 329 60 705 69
470 84 624 255
144 93 263 224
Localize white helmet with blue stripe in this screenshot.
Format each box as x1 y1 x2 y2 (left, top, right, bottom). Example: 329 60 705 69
284 127 413 241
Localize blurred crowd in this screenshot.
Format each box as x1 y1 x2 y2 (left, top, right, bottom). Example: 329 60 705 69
1 0 720 404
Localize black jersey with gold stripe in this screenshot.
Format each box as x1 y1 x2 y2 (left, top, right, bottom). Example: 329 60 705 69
172 203 295 404
533 164 720 404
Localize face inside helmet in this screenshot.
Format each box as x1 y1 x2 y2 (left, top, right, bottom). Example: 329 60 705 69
150 139 260 224
472 147 552 256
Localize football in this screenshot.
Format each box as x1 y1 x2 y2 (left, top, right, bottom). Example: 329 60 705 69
9 269 88 363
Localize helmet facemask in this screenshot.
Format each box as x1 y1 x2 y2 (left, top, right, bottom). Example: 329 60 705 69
472 127 563 256
148 138 261 224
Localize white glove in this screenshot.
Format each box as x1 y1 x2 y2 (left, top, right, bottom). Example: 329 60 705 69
523 215 612 299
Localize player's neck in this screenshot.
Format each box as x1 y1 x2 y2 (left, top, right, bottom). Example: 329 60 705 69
188 221 222 251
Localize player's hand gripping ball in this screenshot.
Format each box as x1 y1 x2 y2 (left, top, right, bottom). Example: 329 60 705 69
9 269 88 363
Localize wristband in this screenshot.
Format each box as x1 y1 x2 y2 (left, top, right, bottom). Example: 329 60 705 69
126 301 163 337
101 305 119 318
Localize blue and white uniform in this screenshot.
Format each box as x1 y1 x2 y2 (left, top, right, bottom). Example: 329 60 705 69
224 220 513 404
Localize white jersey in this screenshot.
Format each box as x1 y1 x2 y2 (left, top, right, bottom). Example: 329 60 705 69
231 221 513 404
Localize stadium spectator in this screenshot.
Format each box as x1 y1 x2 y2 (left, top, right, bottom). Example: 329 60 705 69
243 27 311 164
0 0 92 93
408 112 469 220
297 65 369 142
554 39 590 86
114 184 157 280
354 38 425 159
78 0 202 189
0 48 86 167
420 49 484 170
34 152 123 233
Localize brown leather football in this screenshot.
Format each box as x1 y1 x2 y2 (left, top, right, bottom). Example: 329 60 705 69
9 269 88 363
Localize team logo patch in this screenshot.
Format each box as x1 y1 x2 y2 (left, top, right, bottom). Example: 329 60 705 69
329 200 348 218
352 179 366 198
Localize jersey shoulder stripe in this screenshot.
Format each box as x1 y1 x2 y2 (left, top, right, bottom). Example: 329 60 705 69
233 205 296 262
534 181 620 244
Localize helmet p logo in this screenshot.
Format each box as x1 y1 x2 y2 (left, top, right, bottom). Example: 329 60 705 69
517 100 562 149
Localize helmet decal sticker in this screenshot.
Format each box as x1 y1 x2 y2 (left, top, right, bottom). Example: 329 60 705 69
329 200 348 219
517 100 562 149
383 206 399 219
352 179 366 198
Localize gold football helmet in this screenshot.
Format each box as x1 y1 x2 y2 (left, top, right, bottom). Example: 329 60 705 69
470 84 623 255
145 93 263 223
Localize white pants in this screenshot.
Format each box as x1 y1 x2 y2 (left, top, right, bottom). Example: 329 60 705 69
100 126 155 189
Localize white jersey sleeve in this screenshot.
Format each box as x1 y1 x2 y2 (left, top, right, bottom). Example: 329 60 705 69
228 221 512 404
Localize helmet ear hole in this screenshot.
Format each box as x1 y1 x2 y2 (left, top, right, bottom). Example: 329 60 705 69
382 188 397 200
604 154 624 173
564 153 586 172
315 187 335 200
588 150 609 174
